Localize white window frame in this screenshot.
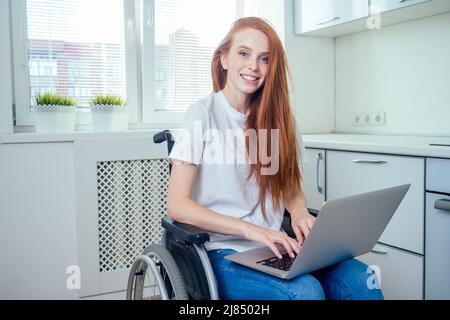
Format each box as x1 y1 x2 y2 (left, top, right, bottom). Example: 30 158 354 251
124 0 141 125
11 0 140 127
0 0 14 134
11 0 32 126
140 0 186 126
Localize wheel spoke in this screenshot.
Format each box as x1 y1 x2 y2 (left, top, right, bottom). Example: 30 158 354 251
126 244 188 300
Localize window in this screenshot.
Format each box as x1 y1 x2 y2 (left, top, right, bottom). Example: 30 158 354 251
12 0 129 125
140 0 239 124
26 0 126 108
11 0 284 128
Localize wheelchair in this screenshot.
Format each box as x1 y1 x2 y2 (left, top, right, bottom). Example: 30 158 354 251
126 130 318 300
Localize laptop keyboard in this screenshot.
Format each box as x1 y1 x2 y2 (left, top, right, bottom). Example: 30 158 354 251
256 253 296 271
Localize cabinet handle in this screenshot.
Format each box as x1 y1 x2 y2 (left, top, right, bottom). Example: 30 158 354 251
352 159 387 164
371 248 388 255
434 199 450 212
317 16 341 25
316 152 323 194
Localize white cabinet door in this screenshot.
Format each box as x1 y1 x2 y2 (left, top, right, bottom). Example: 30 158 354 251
337 0 370 23
302 148 325 211
295 0 336 34
371 0 429 13
326 151 424 254
425 193 450 299
357 243 423 300
426 158 450 194
294 0 368 34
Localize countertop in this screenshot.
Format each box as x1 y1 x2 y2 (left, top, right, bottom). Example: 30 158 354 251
2 131 450 159
302 134 450 159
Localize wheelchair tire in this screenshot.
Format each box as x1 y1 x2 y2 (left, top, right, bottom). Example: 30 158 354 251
127 244 189 300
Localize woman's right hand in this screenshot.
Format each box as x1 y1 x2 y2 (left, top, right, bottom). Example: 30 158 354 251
241 223 301 259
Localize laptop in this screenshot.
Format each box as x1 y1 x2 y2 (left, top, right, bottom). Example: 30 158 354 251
225 184 411 279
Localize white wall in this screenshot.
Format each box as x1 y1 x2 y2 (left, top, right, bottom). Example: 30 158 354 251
0 0 13 134
244 0 285 43
284 0 335 134
336 12 450 136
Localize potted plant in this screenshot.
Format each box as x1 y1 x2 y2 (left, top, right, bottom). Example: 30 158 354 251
33 92 77 133
90 94 128 132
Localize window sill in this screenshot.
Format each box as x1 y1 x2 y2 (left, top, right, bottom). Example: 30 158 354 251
0 124 181 145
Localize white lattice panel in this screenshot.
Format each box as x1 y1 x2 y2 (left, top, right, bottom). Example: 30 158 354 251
97 158 169 272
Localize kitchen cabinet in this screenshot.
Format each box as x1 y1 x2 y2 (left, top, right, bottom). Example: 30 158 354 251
425 159 450 299
326 151 424 254
294 0 369 34
300 135 450 300
294 0 450 37
326 150 424 300
426 158 450 194
371 0 430 14
302 148 325 211
357 243 423 300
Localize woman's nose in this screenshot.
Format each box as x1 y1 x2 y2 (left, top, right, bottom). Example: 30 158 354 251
247 59 258 71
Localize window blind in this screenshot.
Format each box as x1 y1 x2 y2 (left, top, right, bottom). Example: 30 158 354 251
26 0 126 107
152 0 237 111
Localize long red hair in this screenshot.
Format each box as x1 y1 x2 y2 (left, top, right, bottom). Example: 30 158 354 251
211 17 302 220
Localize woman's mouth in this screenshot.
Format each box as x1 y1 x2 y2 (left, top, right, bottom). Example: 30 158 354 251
240 74 260 84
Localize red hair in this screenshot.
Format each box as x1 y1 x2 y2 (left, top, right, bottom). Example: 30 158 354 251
211 17 302 220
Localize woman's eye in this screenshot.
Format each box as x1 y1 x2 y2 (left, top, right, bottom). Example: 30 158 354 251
260 56 269 64
238 51 248 57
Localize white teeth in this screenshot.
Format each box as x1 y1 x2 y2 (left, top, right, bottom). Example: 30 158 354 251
241 74 258 81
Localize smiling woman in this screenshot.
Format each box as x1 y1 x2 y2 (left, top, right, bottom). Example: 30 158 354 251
166 16 384 300
220 31 270 108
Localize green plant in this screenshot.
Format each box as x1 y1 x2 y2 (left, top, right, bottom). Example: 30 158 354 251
35 92 77 106
90 94 126 106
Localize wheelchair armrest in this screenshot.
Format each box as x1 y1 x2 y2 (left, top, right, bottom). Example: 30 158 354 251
283 208 318 218
282 208 319 239
307 208 319 217
162 216 210 245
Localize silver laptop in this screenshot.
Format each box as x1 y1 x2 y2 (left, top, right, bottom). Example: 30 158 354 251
225 184 411 279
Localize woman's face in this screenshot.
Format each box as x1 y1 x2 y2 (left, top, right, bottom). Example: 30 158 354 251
221 28 270 97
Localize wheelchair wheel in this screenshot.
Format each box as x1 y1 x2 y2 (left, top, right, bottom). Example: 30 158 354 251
127 243 189 300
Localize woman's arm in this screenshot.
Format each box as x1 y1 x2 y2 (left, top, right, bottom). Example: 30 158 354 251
167 160 248 236
167 160 300 258
284 188 316 245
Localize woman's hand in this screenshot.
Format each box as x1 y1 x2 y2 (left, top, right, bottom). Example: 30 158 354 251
291 208 316 245
241 223 301 259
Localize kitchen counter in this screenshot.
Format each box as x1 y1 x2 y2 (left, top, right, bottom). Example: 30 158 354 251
302 134 450 159
2 131 450 159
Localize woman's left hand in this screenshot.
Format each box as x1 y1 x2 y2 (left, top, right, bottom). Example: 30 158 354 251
290 208 316 245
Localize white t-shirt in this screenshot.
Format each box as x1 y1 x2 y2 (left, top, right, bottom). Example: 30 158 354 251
168 90 305 252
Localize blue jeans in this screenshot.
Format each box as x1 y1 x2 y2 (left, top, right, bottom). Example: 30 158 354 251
207 249 384 300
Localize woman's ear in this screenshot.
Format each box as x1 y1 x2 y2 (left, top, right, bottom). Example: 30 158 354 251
220 54 229 70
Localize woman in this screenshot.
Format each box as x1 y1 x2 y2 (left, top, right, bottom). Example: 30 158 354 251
167 17 383 300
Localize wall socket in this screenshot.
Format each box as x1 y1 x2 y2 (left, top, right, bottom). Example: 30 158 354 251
353 111 386 127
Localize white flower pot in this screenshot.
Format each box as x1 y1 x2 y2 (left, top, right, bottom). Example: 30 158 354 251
33 105 76 133
91 105 128 132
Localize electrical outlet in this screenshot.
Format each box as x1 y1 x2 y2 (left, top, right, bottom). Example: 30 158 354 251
353 112 370 126
352 113 362 126
372 111 385 126
353 111 386 127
